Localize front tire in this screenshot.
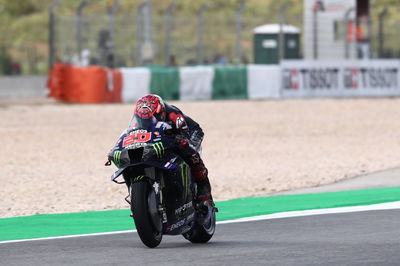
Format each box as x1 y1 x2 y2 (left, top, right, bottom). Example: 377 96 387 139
131 181 162 248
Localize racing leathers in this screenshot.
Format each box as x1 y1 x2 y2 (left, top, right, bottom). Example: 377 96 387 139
163 103 213 203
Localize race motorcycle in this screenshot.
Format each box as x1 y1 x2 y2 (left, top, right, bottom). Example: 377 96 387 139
107 115 217 248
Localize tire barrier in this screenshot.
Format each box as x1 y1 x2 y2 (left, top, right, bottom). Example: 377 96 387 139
47 60 400 103
48 63 122 103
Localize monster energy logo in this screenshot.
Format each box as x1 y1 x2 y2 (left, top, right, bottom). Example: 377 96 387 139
153 142 165 158
133 175 145 181
180 162 189 201
113 150 122 167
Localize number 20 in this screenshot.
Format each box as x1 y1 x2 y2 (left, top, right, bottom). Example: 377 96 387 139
123 133 151 147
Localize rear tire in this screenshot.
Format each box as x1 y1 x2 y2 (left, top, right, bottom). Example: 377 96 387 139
183 209 216 243
131 181 162 248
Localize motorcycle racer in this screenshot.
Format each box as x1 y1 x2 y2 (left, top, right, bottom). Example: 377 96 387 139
109 94 214 213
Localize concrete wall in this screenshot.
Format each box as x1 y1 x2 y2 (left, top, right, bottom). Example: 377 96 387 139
0 76 48 99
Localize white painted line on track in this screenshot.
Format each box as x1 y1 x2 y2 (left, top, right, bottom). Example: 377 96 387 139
217 201 400 224
1 201 400 245
0 230 136 245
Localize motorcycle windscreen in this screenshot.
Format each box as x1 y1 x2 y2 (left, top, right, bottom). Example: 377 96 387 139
127 114 158 132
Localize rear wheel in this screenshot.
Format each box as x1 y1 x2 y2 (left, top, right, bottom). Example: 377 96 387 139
131 181 162 248
183 208 216 243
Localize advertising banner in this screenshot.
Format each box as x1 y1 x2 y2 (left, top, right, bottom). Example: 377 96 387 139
281 60 400 98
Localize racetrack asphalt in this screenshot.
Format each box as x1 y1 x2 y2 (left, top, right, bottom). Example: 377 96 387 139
2 168 400 265
1 209 399 266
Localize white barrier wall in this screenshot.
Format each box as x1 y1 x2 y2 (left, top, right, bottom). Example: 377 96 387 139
281 60 400 98
120 68 151 102
179 66 214 101
116 61 400 103
247 65 281 99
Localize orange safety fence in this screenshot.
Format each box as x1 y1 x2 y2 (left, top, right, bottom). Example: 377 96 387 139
47 63 122 103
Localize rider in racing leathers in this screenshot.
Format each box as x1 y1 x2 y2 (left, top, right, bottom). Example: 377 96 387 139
108 94 214 209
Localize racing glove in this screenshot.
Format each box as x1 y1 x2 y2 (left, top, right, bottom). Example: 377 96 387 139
189 129 204 152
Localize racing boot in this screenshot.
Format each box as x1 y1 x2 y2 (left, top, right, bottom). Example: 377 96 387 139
195 184 214 224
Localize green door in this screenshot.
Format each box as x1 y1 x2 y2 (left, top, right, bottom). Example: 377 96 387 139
284 34 300 59
253 34 279 64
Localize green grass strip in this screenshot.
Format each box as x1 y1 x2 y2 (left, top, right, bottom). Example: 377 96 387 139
216 186 400 221
0 209 133 241
1 186 400 241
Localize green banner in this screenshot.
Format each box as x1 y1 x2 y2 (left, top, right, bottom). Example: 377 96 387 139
149 66 180 100
212 65 248 99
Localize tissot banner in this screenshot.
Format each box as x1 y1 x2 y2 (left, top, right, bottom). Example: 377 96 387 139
281 60 400 98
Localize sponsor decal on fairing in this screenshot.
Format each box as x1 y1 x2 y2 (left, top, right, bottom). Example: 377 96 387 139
175 202 193 216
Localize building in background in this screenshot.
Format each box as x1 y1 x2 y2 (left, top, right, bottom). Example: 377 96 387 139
304 0 370 60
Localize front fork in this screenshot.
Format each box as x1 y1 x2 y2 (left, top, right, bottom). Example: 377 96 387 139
128 172 167 224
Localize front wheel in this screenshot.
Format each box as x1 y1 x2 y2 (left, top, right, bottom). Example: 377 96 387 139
131 181 162 248
183 208 216 243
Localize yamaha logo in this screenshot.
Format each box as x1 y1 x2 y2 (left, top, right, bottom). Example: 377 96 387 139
176 116 184 128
